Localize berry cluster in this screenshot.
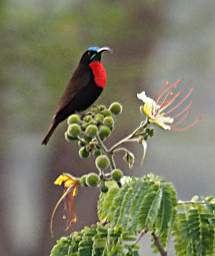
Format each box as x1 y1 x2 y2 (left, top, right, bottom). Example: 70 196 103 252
64 102 123 192
65 102 122 159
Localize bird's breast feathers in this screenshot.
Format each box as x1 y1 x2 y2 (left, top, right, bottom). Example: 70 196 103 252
89 61 107 89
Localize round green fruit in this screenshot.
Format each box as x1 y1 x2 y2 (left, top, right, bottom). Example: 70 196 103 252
98 104 107 111
109 102 122 115
95 155 110 170
80 175 87 187
103 116 114 129
67 114 81 125
78 140 86 147
83 115 93 123
100 184 109 193
111 169 123 182
99 125 111 140
101 109 112 117
94 113 104 124
68 123 81 138
64 131 77 142
93 149 102 157
79 147 89 159
86 173 100 187
85 124 98 138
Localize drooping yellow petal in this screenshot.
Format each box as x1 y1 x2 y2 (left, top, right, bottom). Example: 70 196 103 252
54 174 77 187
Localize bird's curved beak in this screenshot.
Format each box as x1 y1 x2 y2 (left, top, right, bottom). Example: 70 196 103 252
97 46 112 54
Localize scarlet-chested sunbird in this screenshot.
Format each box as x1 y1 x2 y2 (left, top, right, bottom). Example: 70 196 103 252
42 46 111 145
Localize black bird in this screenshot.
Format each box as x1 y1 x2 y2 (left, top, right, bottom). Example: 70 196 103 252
42 46 111 145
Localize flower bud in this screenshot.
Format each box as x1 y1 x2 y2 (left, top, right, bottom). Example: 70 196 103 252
95 155 110 170
83 115 93 123
100 184 109 193
64 131 77 142
99 125 111 140
86 173 100 187
67 114 81 125
79 147 89 159
95 113 104 124
68 124 81 138
101 109 112 117
80 175 88 187
78 140 86 147
85 124 98 138
103 116 114 129
111 169 123 182
99 104 107 111
93 148 102 157
109 102 122 115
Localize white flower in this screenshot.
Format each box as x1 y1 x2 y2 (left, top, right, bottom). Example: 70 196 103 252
137 80 200 131
137 91 174 130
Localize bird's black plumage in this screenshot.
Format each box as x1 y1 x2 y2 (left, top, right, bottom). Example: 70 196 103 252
42 46 111 145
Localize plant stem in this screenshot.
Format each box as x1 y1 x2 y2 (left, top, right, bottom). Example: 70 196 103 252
151 232 167 256
96 134 121 187
134 229 148 244
108 118 149 153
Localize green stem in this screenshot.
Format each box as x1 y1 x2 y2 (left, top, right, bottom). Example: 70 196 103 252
108 118 149 153
95 134 121 187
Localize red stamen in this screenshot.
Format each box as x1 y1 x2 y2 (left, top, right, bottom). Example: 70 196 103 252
156 80 182 103
172 100 192 119
173 108 191 126
165 87 193 114
172 116 202 132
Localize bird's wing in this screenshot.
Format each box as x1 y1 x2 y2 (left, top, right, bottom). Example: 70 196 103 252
53 65 91 120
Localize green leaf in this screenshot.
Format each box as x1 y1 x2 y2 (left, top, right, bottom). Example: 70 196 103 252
174 199 215 256
50 224 140 256
98 174 177 250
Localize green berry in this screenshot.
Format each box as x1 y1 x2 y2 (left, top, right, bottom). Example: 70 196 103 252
85 124 98 138
83 115 93 123
86 173 100 187
67 114 81 125
80 175 87 187
94 113 104 124
101 184 109 193
78 140 86 147
99 104 107 111
68 123 81 138
95 155 110 170
83 134 92 143
79 147 89 159
93 148 102 157
99 125 111 140
101 109 112 117
103 116 114 129
109 102 122 115
65 131 77 142
111 169 123 182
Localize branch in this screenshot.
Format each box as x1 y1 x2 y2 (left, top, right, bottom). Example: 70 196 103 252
151 232 167 256
134 229 148 244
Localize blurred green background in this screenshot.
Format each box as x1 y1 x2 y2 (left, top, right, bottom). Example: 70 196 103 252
0 0 215 255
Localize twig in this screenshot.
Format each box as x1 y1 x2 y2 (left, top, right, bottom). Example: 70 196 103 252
151 232 167 256
134 229 148 244
108 118 149 153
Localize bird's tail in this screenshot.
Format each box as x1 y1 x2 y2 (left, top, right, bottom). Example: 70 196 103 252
41 122 58 145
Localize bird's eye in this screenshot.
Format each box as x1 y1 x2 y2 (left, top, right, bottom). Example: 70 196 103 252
87 51 91 55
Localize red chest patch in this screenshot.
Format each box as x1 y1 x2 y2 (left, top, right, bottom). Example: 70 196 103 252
89 61 107 89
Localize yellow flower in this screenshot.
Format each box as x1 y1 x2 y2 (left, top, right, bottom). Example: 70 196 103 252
51 173 79 236
137 80 200 131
